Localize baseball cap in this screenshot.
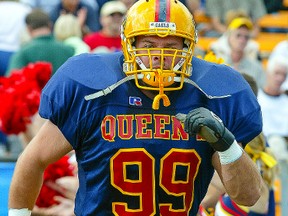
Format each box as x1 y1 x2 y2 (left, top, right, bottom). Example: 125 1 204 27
100 1 127 16
228 17 253 30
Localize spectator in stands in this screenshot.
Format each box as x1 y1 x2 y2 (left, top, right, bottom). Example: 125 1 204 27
6 9 74 75
49 0 100 36
209 16 266 88
211 12 261 60
269 38 288 90
257 56 288 161
0 0 31 76
54 14 90 56
205 0 267 37
83 0 127 53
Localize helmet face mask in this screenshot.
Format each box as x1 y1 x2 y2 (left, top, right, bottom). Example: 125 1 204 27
128 45 189 89
121 0 197 109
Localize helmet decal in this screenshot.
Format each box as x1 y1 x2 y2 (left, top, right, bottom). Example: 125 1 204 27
149 22 176 32
155 0 170 22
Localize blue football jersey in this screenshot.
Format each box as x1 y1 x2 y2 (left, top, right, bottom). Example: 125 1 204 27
39 52 262 215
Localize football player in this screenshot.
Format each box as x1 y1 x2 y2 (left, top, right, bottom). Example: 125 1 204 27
9 0 264 215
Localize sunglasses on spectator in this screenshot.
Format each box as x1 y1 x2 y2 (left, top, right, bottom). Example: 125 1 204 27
235 33 250 40
109 12 125 17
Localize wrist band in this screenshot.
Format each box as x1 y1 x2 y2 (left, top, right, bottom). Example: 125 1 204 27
8 208 31 216
218 140 243 165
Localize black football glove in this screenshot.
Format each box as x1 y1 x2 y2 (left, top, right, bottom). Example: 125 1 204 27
176 107 235 152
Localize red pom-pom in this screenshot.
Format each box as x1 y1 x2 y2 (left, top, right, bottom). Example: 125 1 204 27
35 156 74 208
0 62 52 134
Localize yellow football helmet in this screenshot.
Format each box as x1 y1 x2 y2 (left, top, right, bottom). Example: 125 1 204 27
121 0 197 109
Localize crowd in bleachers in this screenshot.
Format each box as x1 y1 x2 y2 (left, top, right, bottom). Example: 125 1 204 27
192 1 288 215
0 0 288 215
1 1 287 81
0 0 131 156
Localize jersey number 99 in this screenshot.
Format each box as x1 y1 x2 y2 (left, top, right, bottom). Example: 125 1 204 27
111 148 201 215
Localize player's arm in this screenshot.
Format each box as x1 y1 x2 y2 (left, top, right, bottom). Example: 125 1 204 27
211 151 263 206
8 120 73 216
176 107 263 206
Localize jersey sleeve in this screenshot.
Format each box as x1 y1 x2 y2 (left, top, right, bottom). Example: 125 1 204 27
192 58 263 147
227 89 262 146
39 57 91 149
38 52 123 149
207 71 262 146
39 78 79 149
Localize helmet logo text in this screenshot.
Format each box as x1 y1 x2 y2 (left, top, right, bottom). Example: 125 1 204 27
150 22 176 31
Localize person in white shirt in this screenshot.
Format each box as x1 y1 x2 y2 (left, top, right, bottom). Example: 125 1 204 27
268 39 288 91
257 56 288 160
0 0 31 75
210 16 266 88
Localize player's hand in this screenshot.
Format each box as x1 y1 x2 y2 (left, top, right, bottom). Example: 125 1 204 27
176 107 235 152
